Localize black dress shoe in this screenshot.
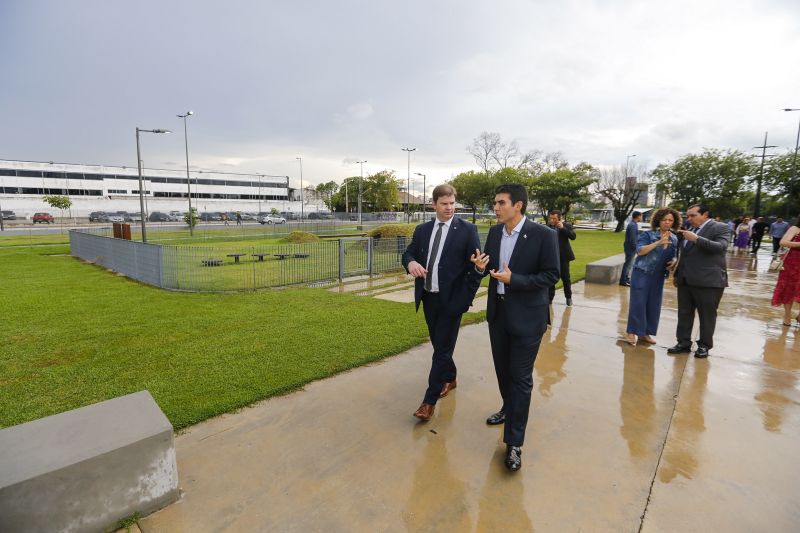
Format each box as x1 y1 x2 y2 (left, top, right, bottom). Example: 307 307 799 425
486 410 505 425
694 345 710 358
667 343 692 355
566 297 573 306
505 446 522 471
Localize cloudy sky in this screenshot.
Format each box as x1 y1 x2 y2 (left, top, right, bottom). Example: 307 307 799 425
1 0 798 193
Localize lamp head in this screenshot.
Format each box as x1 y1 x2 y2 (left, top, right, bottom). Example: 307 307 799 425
187 111 194 116
153 129 171 134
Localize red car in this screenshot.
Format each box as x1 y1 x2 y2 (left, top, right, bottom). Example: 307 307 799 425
32 212 55 224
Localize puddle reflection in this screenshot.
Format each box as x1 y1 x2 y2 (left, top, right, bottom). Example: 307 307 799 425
475 449 533 532
619 347 656 459
755 329 799 432
537 307 571 397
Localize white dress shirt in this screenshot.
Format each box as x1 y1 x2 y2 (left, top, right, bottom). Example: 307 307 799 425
497 217 526 295
426 216 453 293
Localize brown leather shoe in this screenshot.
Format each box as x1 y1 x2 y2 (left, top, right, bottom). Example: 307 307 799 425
413 403 435 421
439 379 457 398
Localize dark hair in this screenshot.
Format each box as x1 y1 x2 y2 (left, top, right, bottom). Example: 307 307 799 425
549 209 562 217
432 184 456 202
651 207 682 231
495 183 528 214
689 204 712 218
795 215 800 228
632 211 642 219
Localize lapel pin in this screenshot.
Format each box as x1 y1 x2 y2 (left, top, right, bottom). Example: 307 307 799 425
523 234 528 239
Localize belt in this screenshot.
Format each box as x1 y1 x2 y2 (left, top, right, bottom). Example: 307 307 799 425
496 294 505 301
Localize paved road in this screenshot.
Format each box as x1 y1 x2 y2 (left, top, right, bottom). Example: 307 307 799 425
141 250 799 532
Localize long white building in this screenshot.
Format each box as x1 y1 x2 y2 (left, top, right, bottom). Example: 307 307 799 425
0 159 322 218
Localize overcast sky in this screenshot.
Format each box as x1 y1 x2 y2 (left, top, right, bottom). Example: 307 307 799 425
1 0 798 193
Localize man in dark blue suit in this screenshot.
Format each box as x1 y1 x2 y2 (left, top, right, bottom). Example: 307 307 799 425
402 184 482 422
471 183 560 471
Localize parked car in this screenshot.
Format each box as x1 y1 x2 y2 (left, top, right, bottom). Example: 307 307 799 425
307 212 332 220
1 210 16 220
240 212 257 221
32 212 54 224
199 212 222 221
124 212 142 222
88 211 106 222
149 212 170 222
259 214 286 224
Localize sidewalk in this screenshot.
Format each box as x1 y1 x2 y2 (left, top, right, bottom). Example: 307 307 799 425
141 250 799 532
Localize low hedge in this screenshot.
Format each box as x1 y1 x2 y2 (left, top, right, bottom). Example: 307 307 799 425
367 223 416 239
283 231 320 243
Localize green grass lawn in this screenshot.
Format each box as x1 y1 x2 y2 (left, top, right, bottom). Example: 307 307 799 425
0 228 623 431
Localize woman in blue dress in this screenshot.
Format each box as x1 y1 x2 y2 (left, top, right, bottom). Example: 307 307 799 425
623 208 681 345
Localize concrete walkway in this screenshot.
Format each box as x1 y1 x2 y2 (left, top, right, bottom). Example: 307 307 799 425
141 250 799 532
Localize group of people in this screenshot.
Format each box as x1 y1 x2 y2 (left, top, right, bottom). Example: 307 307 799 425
401 184 799 473
620 207 800 352
729 215 790 255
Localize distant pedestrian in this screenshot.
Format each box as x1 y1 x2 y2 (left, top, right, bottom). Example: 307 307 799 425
623 208 680 345
222 213 230 226
668 204 730 359
546 210 576 306
236 212 242 226
772 216 800 327
734 217 750 253
620 211 642 286
770 217 790 255
750 217 768 254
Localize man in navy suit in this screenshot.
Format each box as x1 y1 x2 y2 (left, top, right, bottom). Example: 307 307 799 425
402 184 482 422
471 183 560 471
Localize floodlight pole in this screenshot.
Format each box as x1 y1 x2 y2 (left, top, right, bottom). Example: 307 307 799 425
356 160 367 224
402 147 416 222
415 172 426 221
177 111 194 235
135 127 171 242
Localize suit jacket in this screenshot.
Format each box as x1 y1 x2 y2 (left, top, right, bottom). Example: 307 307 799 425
675 220 730 288
402 217 482 315
482 219 561 337
624 221 639 253
546 222 576 262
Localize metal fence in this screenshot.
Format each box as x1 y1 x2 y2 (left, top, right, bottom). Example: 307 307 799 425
70 228 490 293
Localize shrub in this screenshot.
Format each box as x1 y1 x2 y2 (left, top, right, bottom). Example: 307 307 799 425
368 223 416 239
283 231 320 243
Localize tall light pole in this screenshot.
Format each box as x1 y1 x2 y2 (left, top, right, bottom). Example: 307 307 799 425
415 172 426 221
135 127 171 242
784 108 800 217
402 147 416 222
296 157 304 221
752 132 777 218
625 154 636 177
258 174 263 215
356 160 367 224
177 111 194 235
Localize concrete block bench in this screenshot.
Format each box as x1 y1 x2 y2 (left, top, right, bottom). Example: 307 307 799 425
585 253 627 284
0 390 179 533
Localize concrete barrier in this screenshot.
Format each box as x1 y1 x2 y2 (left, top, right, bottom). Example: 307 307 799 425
0 391 179 533
585 253 627 284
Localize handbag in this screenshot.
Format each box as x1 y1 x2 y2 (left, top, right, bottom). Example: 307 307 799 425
770 249 787 272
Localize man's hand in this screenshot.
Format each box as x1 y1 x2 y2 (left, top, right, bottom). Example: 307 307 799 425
666 258 677 272
470 248 489 272
489 262 512 285
557 221 564 229
407 260 427 278
679 229 699 242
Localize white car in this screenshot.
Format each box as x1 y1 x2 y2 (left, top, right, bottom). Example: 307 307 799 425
259 214 286 225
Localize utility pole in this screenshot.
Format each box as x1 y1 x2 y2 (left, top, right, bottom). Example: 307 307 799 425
356 160 367 225
401 147 416 222
784 108 800 218
752 132 777 218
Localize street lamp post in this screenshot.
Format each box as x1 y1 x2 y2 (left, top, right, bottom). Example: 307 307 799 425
402 147 416 222
258 175 263 215
356 160 367 224
296 157 304 221
135 127 171 243
784 108 800 216
177 111 194 235
415 172 426 221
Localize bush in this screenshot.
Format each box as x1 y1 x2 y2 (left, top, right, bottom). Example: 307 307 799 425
283 231 320 243
368 223 416 239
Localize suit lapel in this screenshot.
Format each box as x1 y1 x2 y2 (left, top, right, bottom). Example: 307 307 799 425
438 217 459 261
507 219 532 270
420 220 434 262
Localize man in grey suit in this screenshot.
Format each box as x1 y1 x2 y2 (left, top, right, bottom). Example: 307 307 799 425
667 204 730 358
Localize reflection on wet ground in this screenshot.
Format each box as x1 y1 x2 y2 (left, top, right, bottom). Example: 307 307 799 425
142 248 799 532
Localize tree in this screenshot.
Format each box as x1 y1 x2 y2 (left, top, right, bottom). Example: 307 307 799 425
363 170 401 212
527 163 596 218
467 131 502 172
653 149 754 218
43 195 72 230
183 207 198 228
593 164 648 232
331 177 359 212
762 150 800 217
448 170 498 222
315 181 339 211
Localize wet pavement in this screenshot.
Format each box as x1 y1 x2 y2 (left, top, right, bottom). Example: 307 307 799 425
140 250 799 532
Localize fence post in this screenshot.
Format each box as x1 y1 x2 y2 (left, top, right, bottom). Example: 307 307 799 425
338 239 344 282
367 237 373 275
